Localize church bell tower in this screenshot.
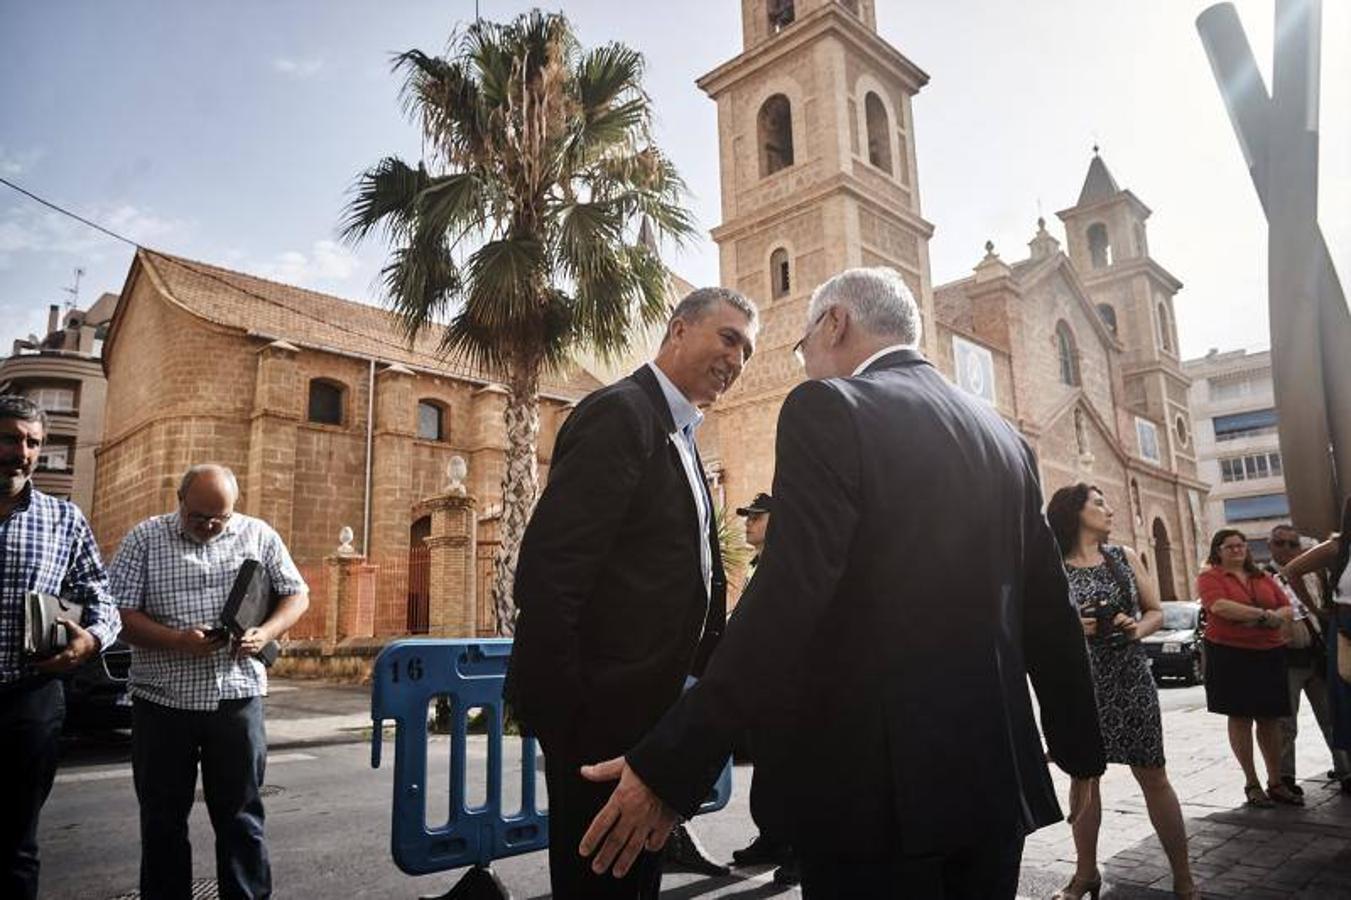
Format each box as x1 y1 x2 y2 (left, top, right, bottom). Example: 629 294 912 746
700 0 937 512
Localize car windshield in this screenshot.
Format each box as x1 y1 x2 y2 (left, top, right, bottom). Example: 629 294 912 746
1162 604 1197 631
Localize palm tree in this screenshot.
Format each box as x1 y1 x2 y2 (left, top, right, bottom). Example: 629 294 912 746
341 11 694 634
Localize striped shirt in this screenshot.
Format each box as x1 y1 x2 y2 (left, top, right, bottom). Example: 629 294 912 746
107 511 306 711
0 485 121 683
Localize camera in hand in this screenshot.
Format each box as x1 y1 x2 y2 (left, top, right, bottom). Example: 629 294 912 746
1083 597 1129 648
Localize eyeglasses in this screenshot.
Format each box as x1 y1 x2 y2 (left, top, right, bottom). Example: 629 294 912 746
184 511 232 528
1270 539 1300 549
792 308 832 365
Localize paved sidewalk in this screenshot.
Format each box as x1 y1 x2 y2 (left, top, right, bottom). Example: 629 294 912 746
263 676 373 748
1019 685 1351 899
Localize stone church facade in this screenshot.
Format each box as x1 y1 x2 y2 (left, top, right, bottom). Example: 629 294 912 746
697 0 1208 600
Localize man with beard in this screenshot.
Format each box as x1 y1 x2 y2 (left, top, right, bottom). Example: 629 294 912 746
505 287 758 898
0 395 121 900
109 464 309 899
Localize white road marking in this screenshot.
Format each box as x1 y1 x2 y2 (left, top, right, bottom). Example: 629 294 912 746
55 752 317 784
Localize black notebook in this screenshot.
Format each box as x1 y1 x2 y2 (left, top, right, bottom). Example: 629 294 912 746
222 559 280 667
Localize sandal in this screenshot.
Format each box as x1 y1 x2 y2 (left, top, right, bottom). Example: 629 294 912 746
1051 874 1102 900
1267 782 1304 806
1244 783 1274 807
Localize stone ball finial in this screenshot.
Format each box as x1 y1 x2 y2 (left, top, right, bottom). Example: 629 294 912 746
984 240 994 253
1037 216 1047 231
446 455 469 496
1092 143 1100 156
338 525 355 555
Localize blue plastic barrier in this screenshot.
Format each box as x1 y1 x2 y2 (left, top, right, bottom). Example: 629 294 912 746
370 638 732 893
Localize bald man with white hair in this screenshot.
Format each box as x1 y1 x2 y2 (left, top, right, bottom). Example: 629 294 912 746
110 464 309 899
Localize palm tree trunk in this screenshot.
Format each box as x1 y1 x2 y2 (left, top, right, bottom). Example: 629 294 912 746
491 361 541 635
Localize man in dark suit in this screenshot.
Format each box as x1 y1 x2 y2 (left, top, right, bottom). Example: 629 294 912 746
504 287 758 898
579 267 1106 899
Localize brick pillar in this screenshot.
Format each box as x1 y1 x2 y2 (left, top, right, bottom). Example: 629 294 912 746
246 340 300 541
323 553 378 651
468 384 509 506
369 364 417 636
370 364 416 557
414 491 478 637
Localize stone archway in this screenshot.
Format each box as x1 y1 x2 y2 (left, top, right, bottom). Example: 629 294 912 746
1152 517 1177 602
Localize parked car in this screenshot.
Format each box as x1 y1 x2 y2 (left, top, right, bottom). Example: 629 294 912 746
62 639 133 732
1142 601 1205 685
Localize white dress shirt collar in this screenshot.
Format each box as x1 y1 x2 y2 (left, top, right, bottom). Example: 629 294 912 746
852 343 917 377
647 362 704 433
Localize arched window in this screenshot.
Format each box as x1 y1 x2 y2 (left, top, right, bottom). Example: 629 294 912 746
768 0 795 32
417 400 447 442
307 379 345 426
1095 303 1118 336
769 247 790 299
1157 301 1174 353
758 94 794 177
1087 223 1112 269
1055 321 1079 387
864 92 892 173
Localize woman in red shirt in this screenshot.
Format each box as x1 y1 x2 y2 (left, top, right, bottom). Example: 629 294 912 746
1197 529 1295 807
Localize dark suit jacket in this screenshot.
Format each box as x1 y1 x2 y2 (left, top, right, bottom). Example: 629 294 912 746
504 364 725 764
626 349 1105 856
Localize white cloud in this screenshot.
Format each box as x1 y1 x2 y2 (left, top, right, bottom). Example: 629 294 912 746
273 57 324 78
255 239 360 287
0 202 185 261
0 146 43 176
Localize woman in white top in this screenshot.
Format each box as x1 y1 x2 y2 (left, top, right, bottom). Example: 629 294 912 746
1284 495 1351 769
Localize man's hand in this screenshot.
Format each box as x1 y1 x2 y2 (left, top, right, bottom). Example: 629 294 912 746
1066 776 1095 825
176 627 226 658
32 618 98 674
578 757 679 878
233 626 272 659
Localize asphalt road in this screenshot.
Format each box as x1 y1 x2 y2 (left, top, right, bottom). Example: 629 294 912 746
40 732 790 900
39 682 1215 899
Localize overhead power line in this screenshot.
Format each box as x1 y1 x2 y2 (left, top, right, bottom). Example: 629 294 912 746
0 176 140 247
0 174 488 376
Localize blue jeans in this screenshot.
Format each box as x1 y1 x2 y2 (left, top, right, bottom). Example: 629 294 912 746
132 696 270 900
1 678 64 900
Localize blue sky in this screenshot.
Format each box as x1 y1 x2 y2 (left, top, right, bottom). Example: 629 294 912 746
2 0 1347 360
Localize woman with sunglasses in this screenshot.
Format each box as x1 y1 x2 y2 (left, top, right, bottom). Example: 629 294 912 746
1046 483 1194 900
1197 529 1295 807
1282 496 1351 791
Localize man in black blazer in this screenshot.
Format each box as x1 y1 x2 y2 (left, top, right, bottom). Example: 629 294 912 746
504 287 758 898
579 268 1106 898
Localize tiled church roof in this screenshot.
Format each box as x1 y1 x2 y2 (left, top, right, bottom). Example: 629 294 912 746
136 248 602 398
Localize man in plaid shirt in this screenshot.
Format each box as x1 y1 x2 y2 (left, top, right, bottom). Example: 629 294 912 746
109 464 308 900
0 395 121 900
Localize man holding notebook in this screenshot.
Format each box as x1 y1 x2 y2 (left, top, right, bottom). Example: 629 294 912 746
109 464 308 900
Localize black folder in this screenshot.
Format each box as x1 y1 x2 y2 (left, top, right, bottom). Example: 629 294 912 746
222 559 280 667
